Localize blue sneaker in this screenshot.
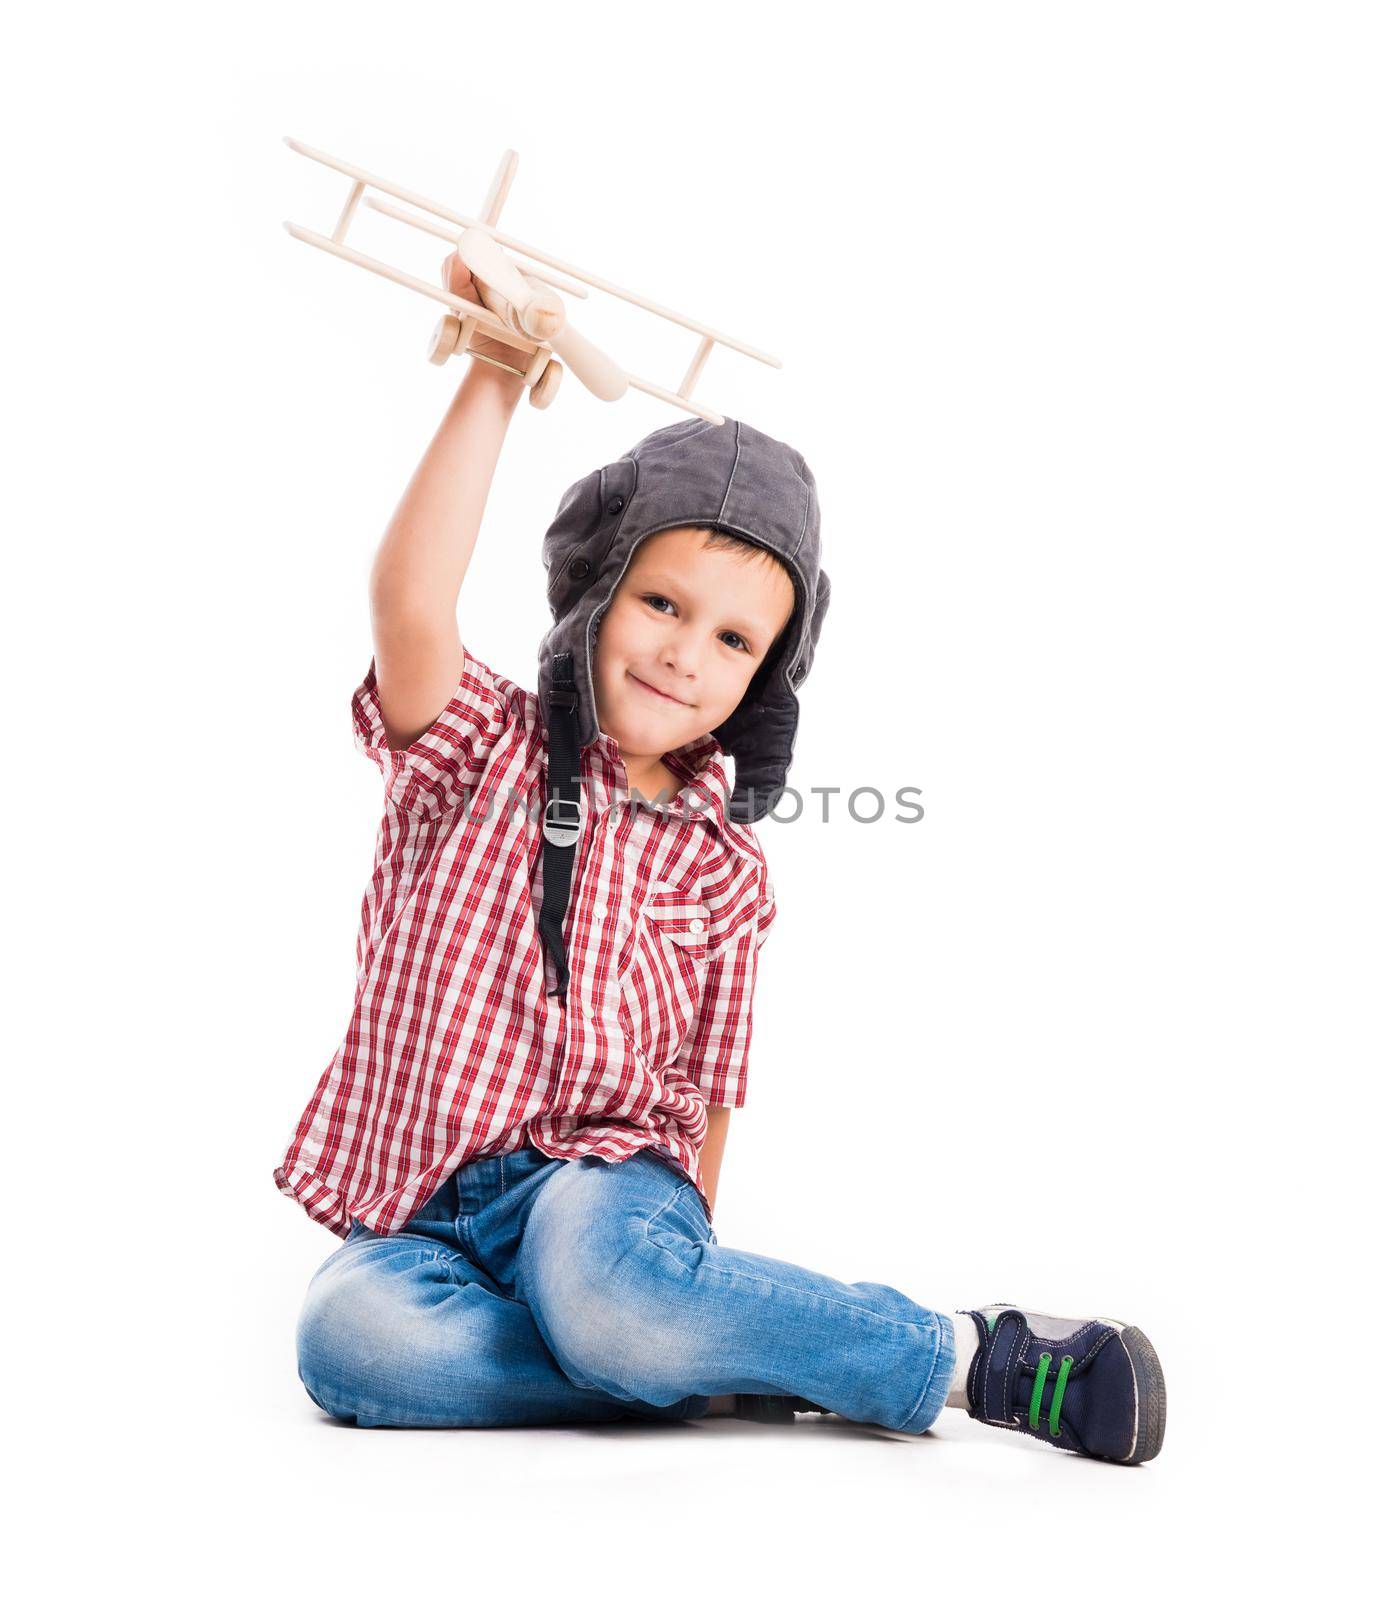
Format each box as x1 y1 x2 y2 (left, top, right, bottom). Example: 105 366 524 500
961 1305 1166 1464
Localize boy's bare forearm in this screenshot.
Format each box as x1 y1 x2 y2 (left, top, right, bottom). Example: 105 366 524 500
701 1106 731 1213
369 362 525 624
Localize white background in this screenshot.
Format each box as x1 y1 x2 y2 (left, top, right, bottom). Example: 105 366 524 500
9 1 1372 1591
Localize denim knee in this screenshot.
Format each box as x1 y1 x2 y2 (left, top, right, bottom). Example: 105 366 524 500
293 1246 467 1426
527 1223 701 1405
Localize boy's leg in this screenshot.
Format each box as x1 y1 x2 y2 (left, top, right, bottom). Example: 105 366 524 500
513 1151 955 1437
294 1219 700 1428
295 1222 625 1426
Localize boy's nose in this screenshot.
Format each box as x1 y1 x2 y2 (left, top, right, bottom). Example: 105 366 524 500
656 655 698 690
660 633 705 678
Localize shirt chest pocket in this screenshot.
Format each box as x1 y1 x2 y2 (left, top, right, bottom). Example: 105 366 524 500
638 884 711 963
618 884 712 1048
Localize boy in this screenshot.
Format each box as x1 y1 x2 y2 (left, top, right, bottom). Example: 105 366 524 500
275 254 1166 1461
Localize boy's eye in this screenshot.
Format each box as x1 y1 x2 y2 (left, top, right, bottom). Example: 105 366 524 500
642 595 750 654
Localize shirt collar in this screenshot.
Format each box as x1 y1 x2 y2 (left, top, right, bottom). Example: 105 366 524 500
585 727 733 830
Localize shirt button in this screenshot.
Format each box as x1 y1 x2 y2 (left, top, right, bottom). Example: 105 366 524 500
689 918 705 934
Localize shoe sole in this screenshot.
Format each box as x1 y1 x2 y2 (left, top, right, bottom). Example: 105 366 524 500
1120 1324 1167 1464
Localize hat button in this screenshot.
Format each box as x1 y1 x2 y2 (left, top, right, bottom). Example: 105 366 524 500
569 557 591 580
608 496 625 516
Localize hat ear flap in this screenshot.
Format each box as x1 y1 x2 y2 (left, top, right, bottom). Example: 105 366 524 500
542 461 640 621
813 567 832 638
794 565 830 683
719 689 799 824
717 559 830 820
542 467 604 617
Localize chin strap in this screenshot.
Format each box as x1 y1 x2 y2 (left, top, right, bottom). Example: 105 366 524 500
538 652 585 1004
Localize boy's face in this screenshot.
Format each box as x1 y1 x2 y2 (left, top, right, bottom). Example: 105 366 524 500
592 525 795 762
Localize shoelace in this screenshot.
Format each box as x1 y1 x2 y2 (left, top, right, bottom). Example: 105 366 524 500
1028 1352 1074 1437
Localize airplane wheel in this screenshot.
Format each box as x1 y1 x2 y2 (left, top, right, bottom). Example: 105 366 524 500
530 358 563 409
427 314 464 365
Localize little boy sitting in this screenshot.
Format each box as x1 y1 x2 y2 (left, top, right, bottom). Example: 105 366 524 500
276 252 1166 1461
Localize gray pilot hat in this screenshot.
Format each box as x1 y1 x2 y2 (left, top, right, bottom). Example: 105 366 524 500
536 416 831 824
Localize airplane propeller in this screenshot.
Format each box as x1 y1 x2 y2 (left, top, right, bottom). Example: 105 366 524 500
455 227 630 403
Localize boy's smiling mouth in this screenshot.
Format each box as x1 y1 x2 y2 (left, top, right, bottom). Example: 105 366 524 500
627 670 692 708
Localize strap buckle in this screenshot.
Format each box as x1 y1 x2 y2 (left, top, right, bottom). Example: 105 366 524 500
542 794 585 847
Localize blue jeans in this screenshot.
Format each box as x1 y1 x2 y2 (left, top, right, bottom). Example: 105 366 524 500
295 1146 956 1433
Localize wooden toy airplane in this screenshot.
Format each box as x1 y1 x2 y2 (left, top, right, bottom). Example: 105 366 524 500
282 138 781 424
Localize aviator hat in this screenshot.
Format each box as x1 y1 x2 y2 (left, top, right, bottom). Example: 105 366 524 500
536 415 831 827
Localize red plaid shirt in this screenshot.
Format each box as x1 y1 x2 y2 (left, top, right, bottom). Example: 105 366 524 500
274 647 776 1239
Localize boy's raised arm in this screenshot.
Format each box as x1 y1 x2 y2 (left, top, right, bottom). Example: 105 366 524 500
369 253 526 753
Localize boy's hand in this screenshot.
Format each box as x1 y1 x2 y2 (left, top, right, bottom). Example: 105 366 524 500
441 250 529 374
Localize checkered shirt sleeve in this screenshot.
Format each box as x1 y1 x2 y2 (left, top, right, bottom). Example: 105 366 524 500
350 646 514 813
675 867 776 1108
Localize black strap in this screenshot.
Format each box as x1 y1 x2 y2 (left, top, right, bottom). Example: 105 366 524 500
538 652 584 1004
